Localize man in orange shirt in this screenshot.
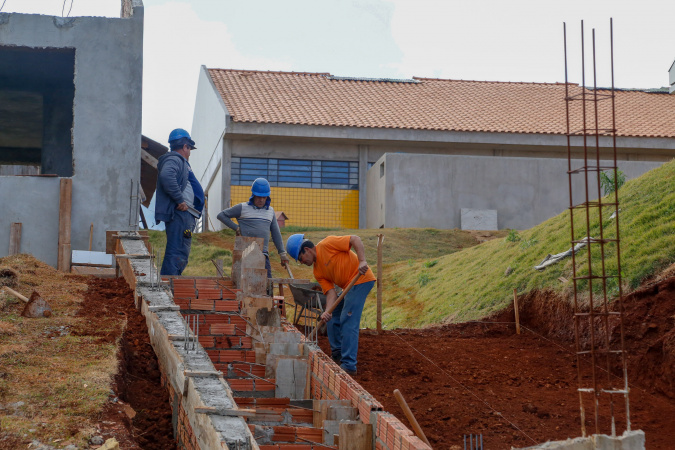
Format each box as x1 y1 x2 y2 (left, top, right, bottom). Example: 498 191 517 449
286 234 376 376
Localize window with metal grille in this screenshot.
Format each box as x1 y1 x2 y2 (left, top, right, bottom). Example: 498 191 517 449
231 157 359 189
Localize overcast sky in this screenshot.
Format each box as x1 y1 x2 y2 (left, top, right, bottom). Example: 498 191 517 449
3 0 674 145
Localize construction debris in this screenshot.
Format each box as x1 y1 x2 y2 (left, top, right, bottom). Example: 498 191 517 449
534 238 589 271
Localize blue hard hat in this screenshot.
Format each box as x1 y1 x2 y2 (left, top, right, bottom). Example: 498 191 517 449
251 178 271 197
286 234 306 261
168 128 196 149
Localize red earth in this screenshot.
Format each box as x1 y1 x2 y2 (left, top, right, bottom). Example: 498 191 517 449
77 277 176 450
319 275 675 449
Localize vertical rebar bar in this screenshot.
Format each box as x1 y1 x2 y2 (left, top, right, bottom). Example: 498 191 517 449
564 18 629 438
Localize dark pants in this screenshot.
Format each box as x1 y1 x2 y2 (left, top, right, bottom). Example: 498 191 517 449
264 255 272 278
161 210 196 276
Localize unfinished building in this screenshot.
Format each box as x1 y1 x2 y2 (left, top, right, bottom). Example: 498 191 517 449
0 0 144 267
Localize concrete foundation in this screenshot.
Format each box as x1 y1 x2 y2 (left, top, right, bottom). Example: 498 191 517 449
520 430 645 450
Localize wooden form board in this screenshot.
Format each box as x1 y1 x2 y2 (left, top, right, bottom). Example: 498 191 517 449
8 222 21 255
339 421 373 450
57 179 72 272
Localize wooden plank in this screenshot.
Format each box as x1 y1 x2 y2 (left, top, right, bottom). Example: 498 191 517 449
141 148 158 169
194 407 256 418
338 421 372 450
8 222 21 255
57 178 72 272
106 230 116 254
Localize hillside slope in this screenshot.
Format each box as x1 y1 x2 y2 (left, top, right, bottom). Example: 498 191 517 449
361 159 675 328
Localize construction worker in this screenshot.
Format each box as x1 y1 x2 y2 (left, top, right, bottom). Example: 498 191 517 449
155 128 204 276
286 234 376 376
217 178 289 278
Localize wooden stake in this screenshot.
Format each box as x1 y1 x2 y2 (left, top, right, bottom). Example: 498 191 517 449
9 222 22 255
57 179 72 272
393 389 431 447
88 223 94 251
376 233 384 333
513 288 521 335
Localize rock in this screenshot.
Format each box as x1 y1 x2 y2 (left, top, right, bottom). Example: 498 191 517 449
522 402 538 414
90 436 105 445
504 266 513 276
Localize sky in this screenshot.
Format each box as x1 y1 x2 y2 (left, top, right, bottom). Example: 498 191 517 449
2 0 674 147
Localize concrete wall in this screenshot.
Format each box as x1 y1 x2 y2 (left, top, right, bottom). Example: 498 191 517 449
0 4 143 266
191 65 228 189
366 158 387 229
368 153 663 230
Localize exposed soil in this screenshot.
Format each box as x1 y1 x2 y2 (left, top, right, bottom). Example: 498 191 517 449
319 275 675 449
77 277 176 450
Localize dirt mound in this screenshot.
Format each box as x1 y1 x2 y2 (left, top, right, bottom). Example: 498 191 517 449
618 277 675 399
322 276 675 449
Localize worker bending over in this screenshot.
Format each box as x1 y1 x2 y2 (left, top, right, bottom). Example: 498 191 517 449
286 234 375 376
217 178 289 278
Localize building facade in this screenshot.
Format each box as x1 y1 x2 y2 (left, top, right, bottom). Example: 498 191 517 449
190 68 675 231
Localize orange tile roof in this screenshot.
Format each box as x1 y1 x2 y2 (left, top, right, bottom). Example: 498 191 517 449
208 69 675 139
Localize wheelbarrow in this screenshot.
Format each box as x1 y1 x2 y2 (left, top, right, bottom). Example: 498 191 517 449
288 282 327 328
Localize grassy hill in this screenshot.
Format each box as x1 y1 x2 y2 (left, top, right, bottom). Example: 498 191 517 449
148 158 675 329
361 159 675 328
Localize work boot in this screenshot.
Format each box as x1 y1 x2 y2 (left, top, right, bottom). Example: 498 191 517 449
331 350 341 365
341 365 356 376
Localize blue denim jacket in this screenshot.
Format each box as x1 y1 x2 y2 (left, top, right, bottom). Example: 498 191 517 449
155 152 189 223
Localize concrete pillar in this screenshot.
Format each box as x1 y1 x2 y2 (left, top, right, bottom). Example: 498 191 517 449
358 145 368 229
221 138 232 210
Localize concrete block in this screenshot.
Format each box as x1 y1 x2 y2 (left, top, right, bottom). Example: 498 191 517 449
275 358 308 399
593 431 645 450
460 208 498 231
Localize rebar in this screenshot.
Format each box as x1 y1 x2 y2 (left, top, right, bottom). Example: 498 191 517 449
563 18 630 438
463 434 483 450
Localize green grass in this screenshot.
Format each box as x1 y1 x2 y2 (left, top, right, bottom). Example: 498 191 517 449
148 226 492 279
360 159 675 328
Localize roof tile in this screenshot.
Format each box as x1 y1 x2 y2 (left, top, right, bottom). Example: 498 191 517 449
208 69 675 138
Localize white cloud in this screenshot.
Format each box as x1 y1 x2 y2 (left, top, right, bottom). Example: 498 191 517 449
141 2 292 143
0 0 119 17
387 0 675 88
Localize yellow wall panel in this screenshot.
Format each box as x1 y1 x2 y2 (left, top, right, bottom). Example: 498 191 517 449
230 186 359 228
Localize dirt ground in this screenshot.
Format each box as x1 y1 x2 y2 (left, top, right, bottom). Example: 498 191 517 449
319 275 675 449
78 277 176 450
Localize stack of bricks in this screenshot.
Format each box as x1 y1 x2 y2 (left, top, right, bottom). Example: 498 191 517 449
162 372 199 450
171 278 240 312
251 424 328 448
373 413 430 450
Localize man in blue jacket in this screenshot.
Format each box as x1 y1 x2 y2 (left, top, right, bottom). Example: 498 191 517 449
155 128 204 275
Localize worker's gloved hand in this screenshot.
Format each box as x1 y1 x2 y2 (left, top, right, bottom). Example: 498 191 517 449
176 202 188 212
320 311 332 323
280 253 290 267
358 261 369 275
235 227 242 236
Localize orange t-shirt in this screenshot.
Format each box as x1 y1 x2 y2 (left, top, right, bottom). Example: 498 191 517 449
313 235 376 294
